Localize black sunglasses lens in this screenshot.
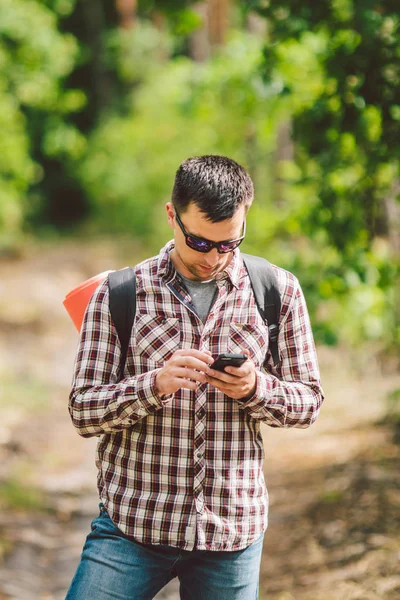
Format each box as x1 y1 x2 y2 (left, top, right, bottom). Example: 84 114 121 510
218 240 242 253
186 236 212 253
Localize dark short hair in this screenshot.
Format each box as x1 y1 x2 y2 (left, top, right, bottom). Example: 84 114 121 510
171 155 254 222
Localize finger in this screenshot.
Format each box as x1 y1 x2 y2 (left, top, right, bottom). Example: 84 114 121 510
224 357 254 377
224 364 251 376
206 374 238 388
207 369 238 383
172 367 208 383
207 381 241 396
172 350 214 366
211 383 250 399
174 348 214 360
169 377 200 392
171 357 213 374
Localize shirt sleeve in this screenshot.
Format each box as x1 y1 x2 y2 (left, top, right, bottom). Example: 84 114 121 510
68 279 172 438
237 276 324 428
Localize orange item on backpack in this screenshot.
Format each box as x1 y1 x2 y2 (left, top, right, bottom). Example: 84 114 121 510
63 271 113 332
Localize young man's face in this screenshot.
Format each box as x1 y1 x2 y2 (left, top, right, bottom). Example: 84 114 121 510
166 201 246 281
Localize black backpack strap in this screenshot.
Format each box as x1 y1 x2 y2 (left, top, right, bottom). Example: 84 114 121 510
242 254 281 366
108 267 136 378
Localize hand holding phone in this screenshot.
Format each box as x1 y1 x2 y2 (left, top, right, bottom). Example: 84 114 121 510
210 353 248 372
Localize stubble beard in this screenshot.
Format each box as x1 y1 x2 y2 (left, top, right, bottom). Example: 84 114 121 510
172 247 220 281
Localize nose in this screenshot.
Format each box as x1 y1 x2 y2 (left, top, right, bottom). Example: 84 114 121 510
204 248 219 265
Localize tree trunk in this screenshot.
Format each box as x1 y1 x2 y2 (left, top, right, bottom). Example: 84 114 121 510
189 0 231 62
189 2 210 62
115 0 137 29
79 0 112 118
208 0 229 46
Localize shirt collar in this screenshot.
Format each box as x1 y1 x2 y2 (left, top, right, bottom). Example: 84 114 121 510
157 240 244 289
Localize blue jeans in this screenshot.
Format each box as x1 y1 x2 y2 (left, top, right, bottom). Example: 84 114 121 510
66 505 264 600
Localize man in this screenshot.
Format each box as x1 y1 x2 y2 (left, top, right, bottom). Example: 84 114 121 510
66 155 324 599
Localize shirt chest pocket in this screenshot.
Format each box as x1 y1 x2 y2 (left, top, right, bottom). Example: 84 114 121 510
228 322 268 369
134 314 181 366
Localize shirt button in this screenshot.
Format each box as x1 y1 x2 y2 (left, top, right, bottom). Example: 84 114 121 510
196 451 203 460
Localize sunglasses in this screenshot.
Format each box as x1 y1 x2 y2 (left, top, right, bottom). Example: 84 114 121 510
175 211 246 254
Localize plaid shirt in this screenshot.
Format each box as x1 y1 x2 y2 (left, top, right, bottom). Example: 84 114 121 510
69 241 324 551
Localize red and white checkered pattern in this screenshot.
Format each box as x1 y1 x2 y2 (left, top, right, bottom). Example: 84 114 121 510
69 241 324 551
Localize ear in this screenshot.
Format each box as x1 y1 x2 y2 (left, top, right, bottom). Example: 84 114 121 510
165 202 175 229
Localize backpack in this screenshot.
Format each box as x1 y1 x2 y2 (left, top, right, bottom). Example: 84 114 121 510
108 253 281 376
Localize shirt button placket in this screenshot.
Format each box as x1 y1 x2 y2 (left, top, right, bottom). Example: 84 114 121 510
193 389 206 514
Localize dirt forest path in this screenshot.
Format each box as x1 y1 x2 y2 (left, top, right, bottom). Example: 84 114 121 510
0 240 399 600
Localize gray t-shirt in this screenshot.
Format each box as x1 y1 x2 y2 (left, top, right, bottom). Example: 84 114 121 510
180 274 218 323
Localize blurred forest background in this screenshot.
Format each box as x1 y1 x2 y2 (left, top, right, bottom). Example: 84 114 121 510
0 0 399 599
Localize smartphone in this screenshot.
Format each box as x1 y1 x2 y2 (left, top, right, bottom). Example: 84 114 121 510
210 352 248 372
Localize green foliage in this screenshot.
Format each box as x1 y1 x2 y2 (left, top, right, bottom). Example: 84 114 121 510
1 0 398 354
246 0 400 351
78 30 279 240
105 21 174 86
253 0 400 248
138 0 202 39
0 0 84 247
